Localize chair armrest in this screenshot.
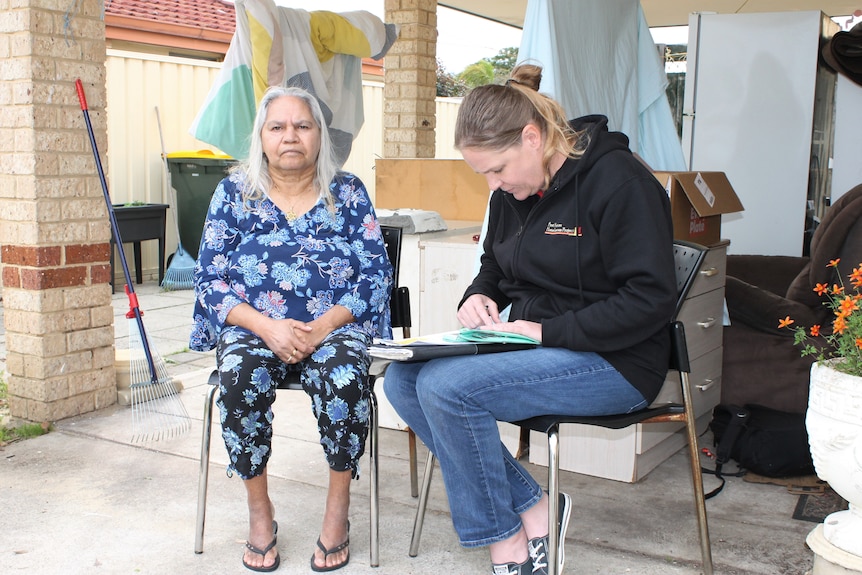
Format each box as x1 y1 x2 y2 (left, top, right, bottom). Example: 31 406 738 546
725 275 824 335
726 255 809 296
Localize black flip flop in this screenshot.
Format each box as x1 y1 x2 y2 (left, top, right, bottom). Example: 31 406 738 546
310 522 350 572
243 522 280 573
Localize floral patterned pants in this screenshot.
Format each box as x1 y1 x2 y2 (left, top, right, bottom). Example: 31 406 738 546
215 324 373 480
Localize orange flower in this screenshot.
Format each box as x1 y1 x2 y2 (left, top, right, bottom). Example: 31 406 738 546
838 295 860 315
785 260 862 377
833 316 847 334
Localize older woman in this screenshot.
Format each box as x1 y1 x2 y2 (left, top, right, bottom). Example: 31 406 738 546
191 86 392 573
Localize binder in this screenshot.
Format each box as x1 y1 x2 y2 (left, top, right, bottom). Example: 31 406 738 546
370 329 539 362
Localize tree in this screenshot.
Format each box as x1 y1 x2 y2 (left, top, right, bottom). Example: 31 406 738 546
487 46 518 82
436 58 467 97
456 46 519 90
436 46 520 96
458 60 494 90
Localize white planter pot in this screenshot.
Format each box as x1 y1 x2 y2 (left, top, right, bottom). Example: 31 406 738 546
807 360 862 558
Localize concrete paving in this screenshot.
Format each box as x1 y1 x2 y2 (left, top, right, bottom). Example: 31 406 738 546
0 283 825 574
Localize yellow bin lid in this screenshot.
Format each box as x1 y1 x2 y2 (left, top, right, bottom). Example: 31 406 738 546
166 149 233 159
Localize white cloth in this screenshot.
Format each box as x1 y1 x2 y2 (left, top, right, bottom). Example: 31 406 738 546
519 0 686 170
190 0 398 163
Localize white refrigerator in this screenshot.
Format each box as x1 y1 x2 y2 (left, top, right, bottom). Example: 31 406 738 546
682 11 839 256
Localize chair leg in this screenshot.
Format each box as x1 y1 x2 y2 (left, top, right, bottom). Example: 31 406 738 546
194 382 219 554
369 389 380 567
408 428 418 497
516 425 531 460
546 425 561 575
409 450 436 557
681 373 714 575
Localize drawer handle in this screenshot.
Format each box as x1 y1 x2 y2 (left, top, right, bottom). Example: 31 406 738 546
696 379 716 392
699 267 719 278
696 317 717 329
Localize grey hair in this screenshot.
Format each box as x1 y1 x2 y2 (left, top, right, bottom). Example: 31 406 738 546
234 86 338 211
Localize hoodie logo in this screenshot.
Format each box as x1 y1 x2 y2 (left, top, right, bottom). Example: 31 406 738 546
544 222 582 237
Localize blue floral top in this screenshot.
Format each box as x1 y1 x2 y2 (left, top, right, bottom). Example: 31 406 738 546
189 171 393 351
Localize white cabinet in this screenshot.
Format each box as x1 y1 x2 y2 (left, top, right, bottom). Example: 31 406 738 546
389 221 481 339
520 242 728 483
418 232 482 334
377 222 481 430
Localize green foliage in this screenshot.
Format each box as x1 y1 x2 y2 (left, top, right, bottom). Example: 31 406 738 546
435 46 520 96
0 422 50 443
486 46 519 82
436 58 467 97
783 261 862 377
458 60 495 90
0 372 52 444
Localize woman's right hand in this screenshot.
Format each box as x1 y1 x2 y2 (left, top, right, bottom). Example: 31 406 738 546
457 294 501 328
226 303 313 364
259 318 314 364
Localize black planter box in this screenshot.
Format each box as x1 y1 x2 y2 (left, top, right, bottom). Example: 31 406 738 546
111 203 168 292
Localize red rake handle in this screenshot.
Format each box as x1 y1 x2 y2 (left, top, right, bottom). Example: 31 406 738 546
76 78 158 385
75 78 89 111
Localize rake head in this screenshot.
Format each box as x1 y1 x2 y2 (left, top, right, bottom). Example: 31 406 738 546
126 320 191 443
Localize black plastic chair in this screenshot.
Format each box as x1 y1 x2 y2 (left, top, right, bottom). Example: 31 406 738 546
408 240 714 575
194 225 411 568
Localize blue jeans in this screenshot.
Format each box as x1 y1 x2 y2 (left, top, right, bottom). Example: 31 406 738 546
383 347 647 547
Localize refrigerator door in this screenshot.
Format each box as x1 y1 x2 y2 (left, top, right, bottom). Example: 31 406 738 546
683 11 837 256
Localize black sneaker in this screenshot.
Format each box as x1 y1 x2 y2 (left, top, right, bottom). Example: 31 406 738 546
492 556 533 575
527 492 572 575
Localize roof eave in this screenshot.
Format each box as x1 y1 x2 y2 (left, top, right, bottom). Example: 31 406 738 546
106 14 232 54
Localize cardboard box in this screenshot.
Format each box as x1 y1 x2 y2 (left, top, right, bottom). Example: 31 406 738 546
653 171 744 246
375 159 491 221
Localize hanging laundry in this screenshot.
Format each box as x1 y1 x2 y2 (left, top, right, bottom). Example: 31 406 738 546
190 0 398 163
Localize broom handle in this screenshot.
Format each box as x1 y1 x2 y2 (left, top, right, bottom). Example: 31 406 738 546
155 106 183 243
76 79 159 385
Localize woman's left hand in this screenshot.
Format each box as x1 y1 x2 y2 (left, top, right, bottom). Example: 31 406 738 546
290 305 356 362
481 319 542 343
293 319 330 354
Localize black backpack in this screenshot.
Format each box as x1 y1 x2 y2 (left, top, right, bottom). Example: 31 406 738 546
703 404 815 498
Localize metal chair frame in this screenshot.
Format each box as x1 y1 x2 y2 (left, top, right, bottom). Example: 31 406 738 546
408 240 714 575
194 225 411 568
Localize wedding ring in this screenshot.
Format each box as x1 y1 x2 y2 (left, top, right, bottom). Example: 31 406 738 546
291 348 297 357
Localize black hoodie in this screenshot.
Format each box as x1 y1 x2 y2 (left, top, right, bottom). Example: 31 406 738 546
460 115 677 402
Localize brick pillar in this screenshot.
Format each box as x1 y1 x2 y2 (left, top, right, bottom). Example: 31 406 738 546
383 0 437 158
0 1 116 422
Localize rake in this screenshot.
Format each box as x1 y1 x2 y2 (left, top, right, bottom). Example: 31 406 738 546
76 79 191 443
156 106 196 291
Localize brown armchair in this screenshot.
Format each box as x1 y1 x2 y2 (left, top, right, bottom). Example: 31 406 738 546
721 183 862 414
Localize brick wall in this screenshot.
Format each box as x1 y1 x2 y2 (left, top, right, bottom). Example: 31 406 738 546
383 0 437 159
0 0 116 422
